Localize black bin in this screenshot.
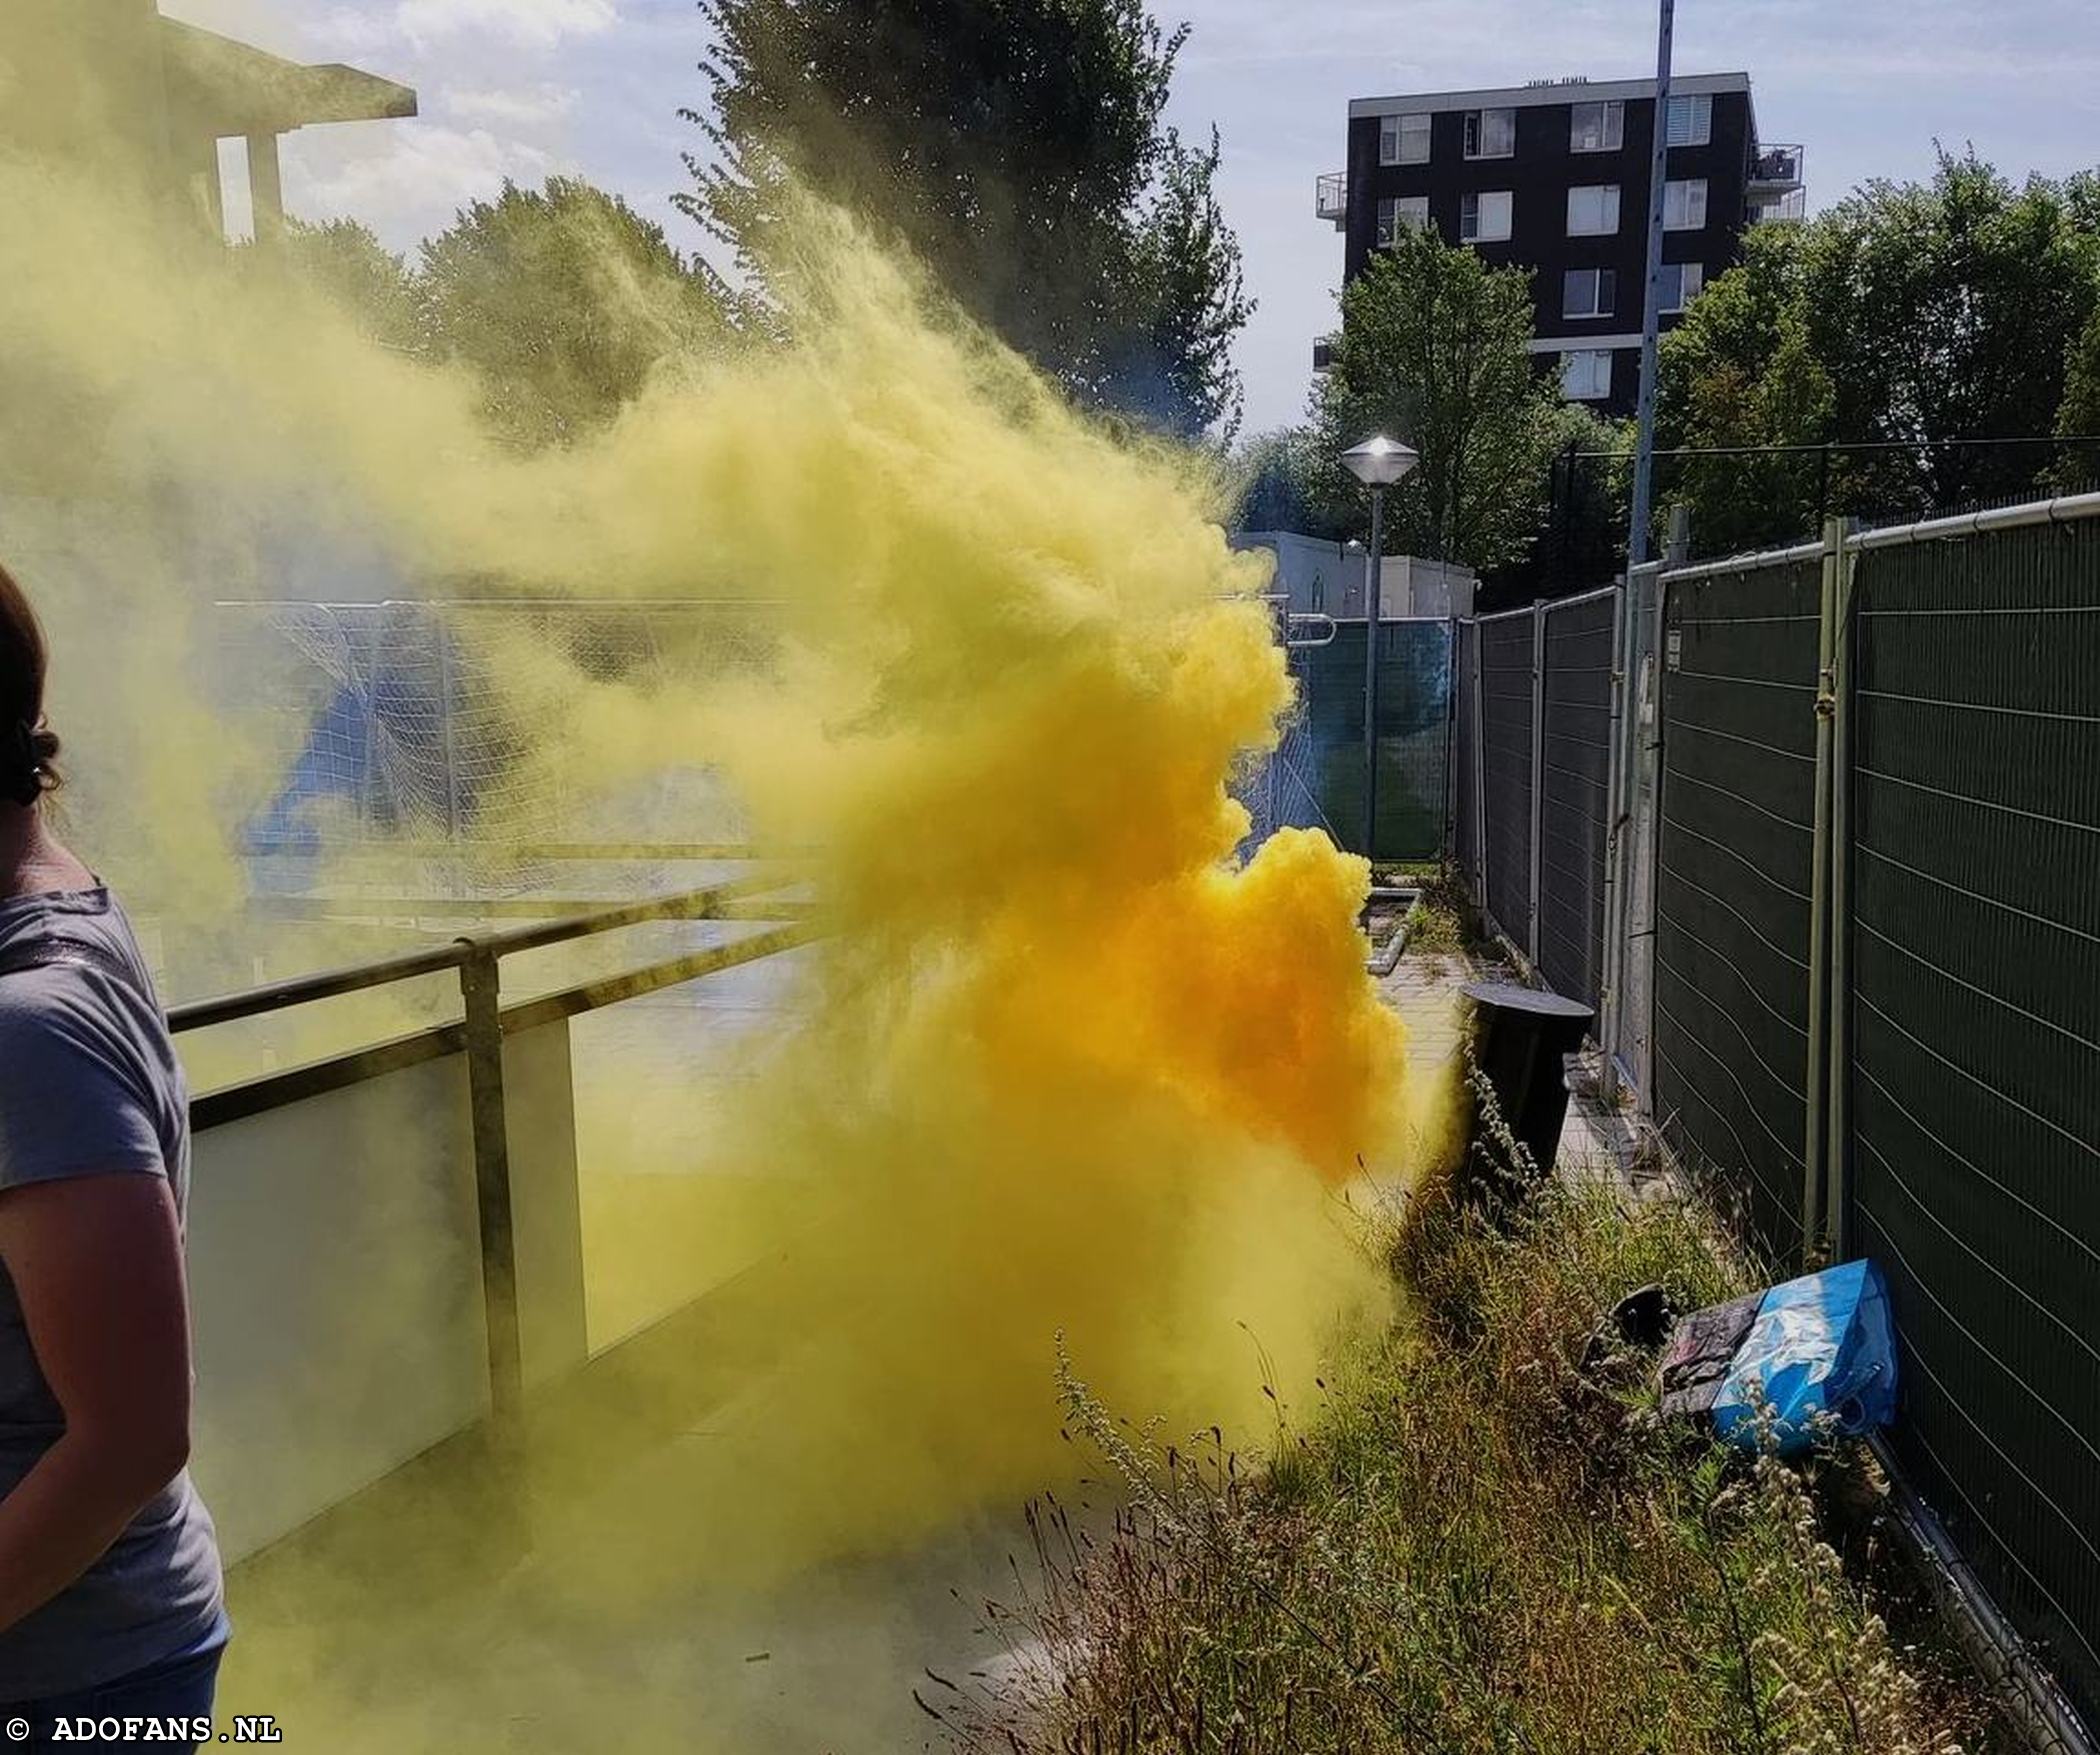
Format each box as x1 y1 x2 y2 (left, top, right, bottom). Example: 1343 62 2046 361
1462 980 1595 1177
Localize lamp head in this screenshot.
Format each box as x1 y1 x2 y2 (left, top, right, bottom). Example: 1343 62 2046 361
1341 433 1419 489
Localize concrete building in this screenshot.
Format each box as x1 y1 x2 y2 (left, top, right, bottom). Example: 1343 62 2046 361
2 0 416 241
1315 73 1803 415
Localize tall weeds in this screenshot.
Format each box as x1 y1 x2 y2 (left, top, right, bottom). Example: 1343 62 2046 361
940 1079 2001 1754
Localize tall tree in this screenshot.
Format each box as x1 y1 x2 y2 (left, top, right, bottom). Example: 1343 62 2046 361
1662 150 2100 546
682 0 1249 435
1309 227 1563 573
272 218 422 353
2056 301 2100 490
419 177 736 450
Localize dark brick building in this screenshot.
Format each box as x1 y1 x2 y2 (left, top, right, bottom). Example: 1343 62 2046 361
1316 73 1803 415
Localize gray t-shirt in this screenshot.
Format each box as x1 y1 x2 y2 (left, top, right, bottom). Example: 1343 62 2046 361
0 888 223 1701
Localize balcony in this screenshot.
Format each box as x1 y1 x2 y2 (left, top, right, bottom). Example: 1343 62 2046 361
1751 188 1808 224
1749 142 1805 192
1316 170 1347 228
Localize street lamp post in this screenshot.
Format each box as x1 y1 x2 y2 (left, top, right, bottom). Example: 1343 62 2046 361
1341 434 1420 861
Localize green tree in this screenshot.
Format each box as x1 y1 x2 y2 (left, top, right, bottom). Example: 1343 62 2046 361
2056 301 2100 489
418 176 736 450
1662 150 2100 546
1658 223 1836 555
274 218 422 352
1310 227 1563 573
682 0 1249 436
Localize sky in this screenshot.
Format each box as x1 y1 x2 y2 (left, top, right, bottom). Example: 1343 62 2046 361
169 0 2100 435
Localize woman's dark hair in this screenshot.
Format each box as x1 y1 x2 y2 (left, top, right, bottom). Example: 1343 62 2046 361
0 560 61 807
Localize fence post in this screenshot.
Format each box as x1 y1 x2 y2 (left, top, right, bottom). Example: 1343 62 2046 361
1528 600 1547 966
1599 576 1630 1100
1441 615 1459 868
1824 520 1858 1259
1636 515 1690 1108
458 942 525 1433
1802 515 1844 1266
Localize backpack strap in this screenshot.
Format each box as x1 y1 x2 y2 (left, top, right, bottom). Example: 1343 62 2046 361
0 936 143 991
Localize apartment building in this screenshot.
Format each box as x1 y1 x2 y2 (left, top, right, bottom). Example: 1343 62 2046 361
1315 73 1804 415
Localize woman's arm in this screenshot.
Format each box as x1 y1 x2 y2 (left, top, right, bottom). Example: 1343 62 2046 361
0 1172 194 1637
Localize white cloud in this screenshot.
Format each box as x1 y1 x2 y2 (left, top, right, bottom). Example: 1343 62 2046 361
282 123 559 247
321 0 618 55
446 83 583 126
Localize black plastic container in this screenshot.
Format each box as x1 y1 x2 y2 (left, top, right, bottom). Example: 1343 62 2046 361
1462 980 1595 1176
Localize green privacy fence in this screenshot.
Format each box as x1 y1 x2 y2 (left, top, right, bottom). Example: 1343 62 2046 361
1477 612 1536 946
1536 590 1616 1011
1652 554 1822 1264
1241 619 1451 863
1453 592 1619 1014
1449 495 2100 1735
1845 518 2100 1723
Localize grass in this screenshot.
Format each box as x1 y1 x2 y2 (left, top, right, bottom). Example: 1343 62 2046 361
940 1070 2005 1755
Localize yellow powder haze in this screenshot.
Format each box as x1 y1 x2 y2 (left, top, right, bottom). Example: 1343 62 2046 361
0 27 1453 1738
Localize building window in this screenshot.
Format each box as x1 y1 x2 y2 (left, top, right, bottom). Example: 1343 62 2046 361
1375 195 1430 246
1566 184 1621 236
1463 108 1515 159
1561 349 1615 401
1665 92 1712 147
1570 100 1624 153
1563 267 1617 319
1460 190 1513 243
1664 177 1709 230
1659 261 1705 312
1380 112 1431 165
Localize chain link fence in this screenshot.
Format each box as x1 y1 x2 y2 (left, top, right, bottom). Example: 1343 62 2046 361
1238 618 1453 863
217 599 779 889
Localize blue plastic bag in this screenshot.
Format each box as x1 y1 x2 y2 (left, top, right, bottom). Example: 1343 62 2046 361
1711 1259 1898 1456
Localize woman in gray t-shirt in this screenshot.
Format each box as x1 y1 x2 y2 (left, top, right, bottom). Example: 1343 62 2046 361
0 563 225 1749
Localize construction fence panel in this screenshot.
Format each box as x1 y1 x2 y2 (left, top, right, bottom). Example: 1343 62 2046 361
1451 618 1482 893
1845 518 2100 1723
1262 619 1451 862
1477 612 1536 948
1536 590 1616 1011
1652 557 1821 1266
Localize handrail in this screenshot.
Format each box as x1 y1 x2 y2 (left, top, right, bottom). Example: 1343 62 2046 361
169 871 796 1034
1851 489 2100 549
186 918 820 1132
1655 538 1824 587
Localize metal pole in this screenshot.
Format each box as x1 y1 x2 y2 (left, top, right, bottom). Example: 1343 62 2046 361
459 943 525 1431
1802 516 1843 1267
1825 521 1858 1258
1626 0 1676 567
1363 485 1386 859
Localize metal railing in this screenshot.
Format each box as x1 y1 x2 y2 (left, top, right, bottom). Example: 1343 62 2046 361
172 872 819 1430
1750 142 1805 188
1315 171 1347 223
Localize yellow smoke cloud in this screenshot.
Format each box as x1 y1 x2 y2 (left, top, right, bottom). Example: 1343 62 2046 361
0 54 1448 1741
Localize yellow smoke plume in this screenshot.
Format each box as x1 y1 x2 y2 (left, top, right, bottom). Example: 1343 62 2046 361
0 45 1450 1740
